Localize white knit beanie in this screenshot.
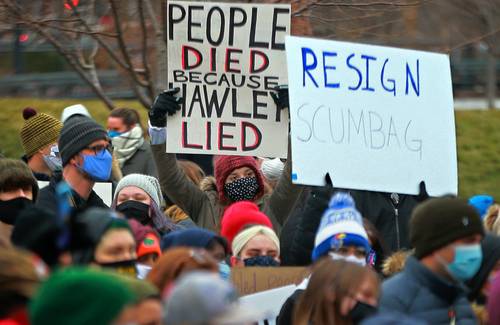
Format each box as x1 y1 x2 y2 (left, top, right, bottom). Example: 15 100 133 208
260 158 284 181
232 225 280 257
113 173 163 207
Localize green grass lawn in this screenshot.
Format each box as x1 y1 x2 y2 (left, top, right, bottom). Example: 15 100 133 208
0 97 499 200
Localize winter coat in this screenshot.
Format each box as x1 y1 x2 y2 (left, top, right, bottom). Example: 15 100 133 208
36 172 108 213
151 144 302 233
121 142 158 178
350 190 420 253
380 256 478 324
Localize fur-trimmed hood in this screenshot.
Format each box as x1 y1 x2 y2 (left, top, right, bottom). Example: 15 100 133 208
199 176 217 193
382 249 412 278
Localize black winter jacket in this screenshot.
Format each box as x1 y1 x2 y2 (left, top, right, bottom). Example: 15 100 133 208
380 256 477 324
36 172 108 213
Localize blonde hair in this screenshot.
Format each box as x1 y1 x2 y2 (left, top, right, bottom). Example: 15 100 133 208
484 204 500 235
231 225 279 257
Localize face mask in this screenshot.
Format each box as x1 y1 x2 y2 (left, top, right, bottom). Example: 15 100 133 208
78 149 112 181
0 197 32 225
108 130 123 138
349 301 378 324
219 261 231 280
445 244 483 281
116 201 150 225
243 255 280 267
42 144 62 172
136 263 152 280
224 177 259 202
99 259 137 278
329 252 367 267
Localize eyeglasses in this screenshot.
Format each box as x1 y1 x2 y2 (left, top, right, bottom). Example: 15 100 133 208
84 143 112 155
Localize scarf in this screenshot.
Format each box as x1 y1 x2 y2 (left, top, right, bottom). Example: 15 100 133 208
112 125 144 168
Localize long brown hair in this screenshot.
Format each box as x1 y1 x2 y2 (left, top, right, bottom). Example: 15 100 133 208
294 259 380 325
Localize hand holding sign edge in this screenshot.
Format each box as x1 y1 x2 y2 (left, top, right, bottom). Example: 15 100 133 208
149 88 183 127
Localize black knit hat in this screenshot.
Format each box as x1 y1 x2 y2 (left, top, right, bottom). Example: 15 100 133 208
410 197 484 259
58 116 107 166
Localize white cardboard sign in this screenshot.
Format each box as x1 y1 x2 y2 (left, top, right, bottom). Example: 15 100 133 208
166 1 291 157
285 36 457 196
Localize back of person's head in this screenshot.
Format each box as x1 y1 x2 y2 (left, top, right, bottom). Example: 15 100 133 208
147 247 218 297
11 206 63 268
161 228 228 258
0 247 42 318
29 267 135 325
410 197 484 259
294 259 380 325
220 201 273 247
312 192 370 264
164 271 261 325
178 159 205 186
19 107 62 158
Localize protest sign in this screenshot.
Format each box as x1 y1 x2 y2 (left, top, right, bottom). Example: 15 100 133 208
240 284 297 325
231 266 308 296
285 36 457 196
166 1 290 157
38 181 113 206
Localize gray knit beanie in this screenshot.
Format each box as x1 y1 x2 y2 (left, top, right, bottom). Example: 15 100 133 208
113 174 163 208
58 116 108 166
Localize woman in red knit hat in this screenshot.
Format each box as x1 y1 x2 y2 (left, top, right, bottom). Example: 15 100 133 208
147 89 302 233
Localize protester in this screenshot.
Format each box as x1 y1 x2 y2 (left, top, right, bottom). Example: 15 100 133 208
128 219 161 279
0 159 37 244
11 206 68 269
487 274 500 325
107 107 158 177
277 192 372 325
112 173 176 235
231 225 280 267
163 271 262 325
36 115 110 212
465 234 500 323
29 267 136 325
220 201 274 248
20 107 63 180
161 228 229 262
380 197 484 324
71 208 137 277
0 247 43 325
147 247 218 298
147 89 302 232
363 218 389 273
293 259 380 325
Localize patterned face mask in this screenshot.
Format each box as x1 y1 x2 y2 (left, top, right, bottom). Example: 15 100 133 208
223 177 259 202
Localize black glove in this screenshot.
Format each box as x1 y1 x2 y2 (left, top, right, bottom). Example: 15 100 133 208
270 85 289 111
149 88 182 127
325 172 333 187
416 180 430 202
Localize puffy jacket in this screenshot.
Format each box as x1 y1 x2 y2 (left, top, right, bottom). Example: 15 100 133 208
380 256 477 324
151 143 302 233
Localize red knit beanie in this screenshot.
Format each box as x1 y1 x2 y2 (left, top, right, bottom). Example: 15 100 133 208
214 155 265 202
220 201 273 247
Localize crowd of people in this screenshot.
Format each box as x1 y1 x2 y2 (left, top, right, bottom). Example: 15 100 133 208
0 89 499 325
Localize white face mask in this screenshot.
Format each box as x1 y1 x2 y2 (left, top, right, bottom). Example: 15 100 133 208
329 252 367 267
42 144 62 172
136 263 152 280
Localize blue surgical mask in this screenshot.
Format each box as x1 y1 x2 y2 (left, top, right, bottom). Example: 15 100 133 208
79 149 112 181
218 261 231 280
446 244 483 281
108 130 123 138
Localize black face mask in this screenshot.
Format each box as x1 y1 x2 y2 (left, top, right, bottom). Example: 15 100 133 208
116 201 150 225
224 177 259 202
0 197 32 225
98 259 137 278
349 301 378 324
243 255 280 267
